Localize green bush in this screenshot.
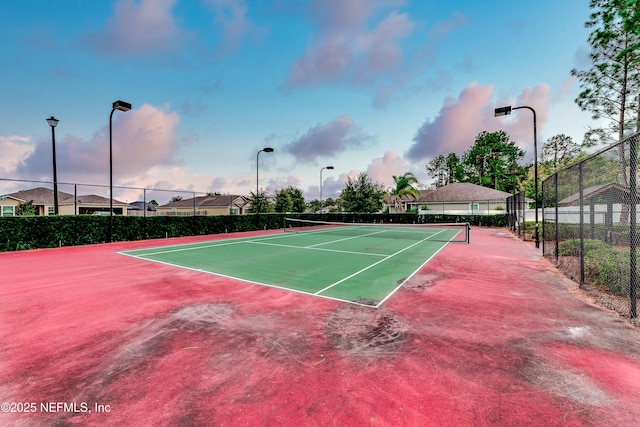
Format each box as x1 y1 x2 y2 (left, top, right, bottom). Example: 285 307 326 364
557 238 632 296
557 239 611 257
583 245 631 296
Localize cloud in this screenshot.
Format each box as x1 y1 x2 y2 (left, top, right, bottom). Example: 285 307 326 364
203 0 264 55
285 0 414 90
302 151 411 200
552 75 575 103
283 115 372 163
406 82 495 161
428 11 467 40
366 150 412 189
0 135 34 176
406 82 551 163
16 104 181 183
83 0 189 57
499 85 550 156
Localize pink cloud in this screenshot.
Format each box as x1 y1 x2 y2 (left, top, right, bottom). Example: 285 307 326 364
407 82 495 160
286 0 414 90
496 85 550 155
17 104 181 183
366 150 412 189
363 12 413 75
84 0 189 56
286 37 352 86
406 82 551 162
0 135 34 176
112 104 181 175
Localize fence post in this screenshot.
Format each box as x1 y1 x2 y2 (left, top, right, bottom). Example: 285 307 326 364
542 185 545 254
630 137 637 318
554 174 559 261
579 162 585 286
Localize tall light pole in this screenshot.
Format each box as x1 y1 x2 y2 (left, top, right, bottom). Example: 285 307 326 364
320 166 334 206
256 147 274 197
109 100 132 243
46 116 60 215
495 105 539 248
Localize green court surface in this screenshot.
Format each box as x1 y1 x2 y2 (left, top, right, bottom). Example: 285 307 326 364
121 224 466 307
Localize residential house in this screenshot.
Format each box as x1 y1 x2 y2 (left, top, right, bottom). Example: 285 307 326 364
0 187 128 216
402 183 514 215
156 195 250 216
127 201 157 216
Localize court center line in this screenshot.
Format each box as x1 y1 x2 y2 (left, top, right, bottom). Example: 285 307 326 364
245 240 389 257
314 229 447 295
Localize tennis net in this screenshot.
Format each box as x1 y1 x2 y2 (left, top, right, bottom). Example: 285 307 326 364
283 218 470 243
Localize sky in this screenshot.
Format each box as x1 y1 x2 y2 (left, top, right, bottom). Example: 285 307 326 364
0 0 597 204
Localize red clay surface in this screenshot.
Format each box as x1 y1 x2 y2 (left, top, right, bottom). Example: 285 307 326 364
1 227 640 426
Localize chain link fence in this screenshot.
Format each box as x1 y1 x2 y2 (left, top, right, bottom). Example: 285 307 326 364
542 132 640 323
0 178 213 216
506 191 527 239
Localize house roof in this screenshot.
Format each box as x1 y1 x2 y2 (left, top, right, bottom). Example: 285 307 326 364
5 187 74 204
67 194 128 206
4 187 127 206
128 201 157 211
558 183 631 206
415 183 513 202
158 195 248 209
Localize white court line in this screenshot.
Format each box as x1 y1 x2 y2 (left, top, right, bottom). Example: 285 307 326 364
117 254 379 307
121 231 315 257
124 226 392 257
314 229 447 296
304 229 388 248
246 240 388 257
374 242 451 308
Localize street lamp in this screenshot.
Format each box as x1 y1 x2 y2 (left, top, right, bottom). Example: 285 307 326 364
495 104 539 248
46 116 59 215
109 100 132 243
320 166 334 206
256 147 274 197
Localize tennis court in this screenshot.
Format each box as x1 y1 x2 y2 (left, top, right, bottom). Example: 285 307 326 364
121 219 470 307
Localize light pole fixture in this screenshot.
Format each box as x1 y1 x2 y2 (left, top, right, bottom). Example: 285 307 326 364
256 147 274 197
495 104 539 248
46 116 60 215
320 166 334 206
109 100 132 243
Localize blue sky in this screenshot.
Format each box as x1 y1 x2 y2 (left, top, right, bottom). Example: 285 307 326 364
0 0 595 203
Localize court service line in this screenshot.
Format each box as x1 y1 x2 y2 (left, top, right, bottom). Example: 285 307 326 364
314 229 447 296
245 240 389 257
304 230 388 248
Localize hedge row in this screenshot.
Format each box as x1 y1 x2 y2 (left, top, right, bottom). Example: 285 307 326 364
0 213 507 252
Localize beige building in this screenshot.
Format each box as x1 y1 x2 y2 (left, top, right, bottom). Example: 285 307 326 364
1 187 128 216
399 183 514 215
156 195 250 216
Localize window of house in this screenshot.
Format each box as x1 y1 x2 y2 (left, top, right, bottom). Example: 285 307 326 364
47 206 54 215
230 208 238 215
2 205 14 217
469 202 479 212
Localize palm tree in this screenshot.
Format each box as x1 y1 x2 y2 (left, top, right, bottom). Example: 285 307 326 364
387 172 420 212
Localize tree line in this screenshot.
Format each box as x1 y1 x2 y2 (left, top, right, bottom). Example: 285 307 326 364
247 172 420 214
